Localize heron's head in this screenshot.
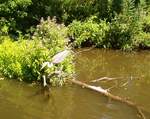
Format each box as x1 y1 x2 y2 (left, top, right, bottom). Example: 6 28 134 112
41 62 53 70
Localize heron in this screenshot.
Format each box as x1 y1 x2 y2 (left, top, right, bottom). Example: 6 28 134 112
41 50 70 87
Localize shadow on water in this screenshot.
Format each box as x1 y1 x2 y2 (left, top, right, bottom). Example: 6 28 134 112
0 49 150 119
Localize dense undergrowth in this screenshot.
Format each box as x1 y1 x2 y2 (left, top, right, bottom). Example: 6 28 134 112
0 19 74 85
68 1 150 50
0 0 150 83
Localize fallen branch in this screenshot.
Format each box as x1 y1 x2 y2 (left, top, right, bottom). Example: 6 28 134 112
70 79 146 119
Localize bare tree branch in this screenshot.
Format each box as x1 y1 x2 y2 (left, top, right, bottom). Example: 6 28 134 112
70 79 146 119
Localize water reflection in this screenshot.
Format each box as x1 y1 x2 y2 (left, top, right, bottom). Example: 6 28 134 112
76 49 150 81
0 49 150 119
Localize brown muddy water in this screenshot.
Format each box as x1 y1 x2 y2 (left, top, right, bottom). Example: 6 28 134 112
0 49 150 119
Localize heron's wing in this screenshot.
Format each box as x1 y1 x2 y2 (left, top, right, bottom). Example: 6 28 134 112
52 50 70 64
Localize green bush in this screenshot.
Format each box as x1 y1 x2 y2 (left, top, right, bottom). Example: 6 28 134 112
104 14 142 50
68 14 145 50
0 38 74 85
32 18 74 85
105 18 132 49
0 38 49 81
135 32 150 49
0 0 148 34
32 17 68 51
68 17 109 48
0 18 74 85
142 15 150 33
140 35 150 48
0 0 32 33
62 0 110 24
0 18 9 36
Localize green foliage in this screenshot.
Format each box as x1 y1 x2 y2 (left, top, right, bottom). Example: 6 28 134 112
0 38 74 85
0 0 111 32
111 0 124 14
0 18 9 36
0 38 50 81
32 17 68 51
62 0 113 24
136 32 150 48
105 21 131 49
130 7 150 49
0 18 74 85
0 0 150 50
68 13 148 50
0 0 32 33
0 0 149 34
32 18 74 85
142 15 150 33
105 14 141 50
68 17 109 48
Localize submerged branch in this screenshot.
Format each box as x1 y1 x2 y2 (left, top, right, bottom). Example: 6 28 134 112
70 79 146 119
90 76 140 83
90 77 119 82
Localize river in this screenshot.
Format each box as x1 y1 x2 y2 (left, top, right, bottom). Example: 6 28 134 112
0 49 150 119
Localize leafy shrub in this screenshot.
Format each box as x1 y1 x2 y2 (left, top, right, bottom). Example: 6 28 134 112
105 19 132 49
135 32 150 49
0 0 149 35
140 35 150 48
142 15 150 33
0 38 74 85
32 18 74 85
0 38 49 82
32 17 68 51
0 18 74 85
68 17 109 48
0 18 9 36
62 0 110 24
68 14 146 50
0 0 32 33
104 14 142 50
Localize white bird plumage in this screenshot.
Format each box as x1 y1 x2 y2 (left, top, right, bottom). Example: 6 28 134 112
41 62 53 70
41 50 70 70
52 50 70 64
41 50 70 87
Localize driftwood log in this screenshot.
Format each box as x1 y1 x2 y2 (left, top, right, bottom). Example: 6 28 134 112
70 79 146 119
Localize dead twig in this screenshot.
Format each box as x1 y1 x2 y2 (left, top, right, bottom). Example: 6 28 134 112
70 79 146 119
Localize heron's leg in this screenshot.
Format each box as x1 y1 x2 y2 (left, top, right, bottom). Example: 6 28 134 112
42 75 47 87
42 75 51 98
